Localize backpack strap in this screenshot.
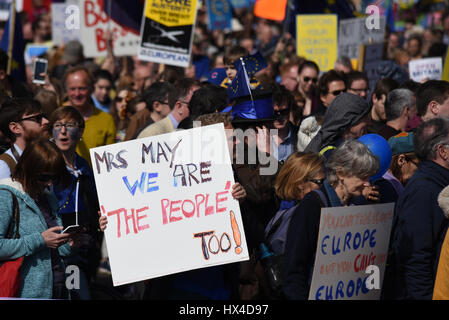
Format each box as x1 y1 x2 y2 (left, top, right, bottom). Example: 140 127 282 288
265 204 298 242
312 189 329 208
319 146 336 157
0 153 17 175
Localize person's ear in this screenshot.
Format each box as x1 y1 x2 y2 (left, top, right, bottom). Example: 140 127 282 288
0 69 6 81
8 121 22 136
152 101 160 112
429 101 440 116
397 154 406 167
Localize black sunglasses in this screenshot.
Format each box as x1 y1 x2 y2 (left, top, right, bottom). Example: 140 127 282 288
303 76 318 83
20 113 48 124
330 89 346 96
274 109 290 118
308 178 324 187
37 173 58 183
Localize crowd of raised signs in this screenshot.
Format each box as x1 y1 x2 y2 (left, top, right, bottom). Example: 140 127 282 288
3 2 449 300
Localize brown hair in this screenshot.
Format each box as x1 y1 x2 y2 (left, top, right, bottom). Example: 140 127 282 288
223 46 249 65
48 106 85 132
34 89 59 117
195 112 232 127
12 138 71 199
275 152 324 201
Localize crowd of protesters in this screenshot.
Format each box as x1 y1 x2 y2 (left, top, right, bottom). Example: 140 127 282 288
3 2 449 300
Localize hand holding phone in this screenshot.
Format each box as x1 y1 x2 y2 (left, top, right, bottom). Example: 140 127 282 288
33 58 48 85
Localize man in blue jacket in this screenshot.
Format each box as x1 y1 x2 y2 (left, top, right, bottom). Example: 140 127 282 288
389 117 449 299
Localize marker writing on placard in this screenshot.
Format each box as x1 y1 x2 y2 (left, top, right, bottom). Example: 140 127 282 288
194 231 214 260
194 230 233 260
230 210 242 254
101 204 150 238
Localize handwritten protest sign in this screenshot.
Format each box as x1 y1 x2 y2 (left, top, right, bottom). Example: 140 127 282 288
79 0 140 58
138 0 198 67
339 16 386 59
51 3 81 46
296 14 337 72
409 57 442 82
308 203 394 300
90 124 249 286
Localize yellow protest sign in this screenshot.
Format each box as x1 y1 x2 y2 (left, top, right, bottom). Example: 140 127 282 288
296 14 337 72
145 0 197 27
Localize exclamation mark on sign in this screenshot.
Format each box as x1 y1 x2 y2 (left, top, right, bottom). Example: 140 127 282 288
230 210 242 254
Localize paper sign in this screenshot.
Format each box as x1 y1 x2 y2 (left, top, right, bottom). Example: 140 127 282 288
79 0 140 58
308 203 394 300
90 124 249 286
339 16 386 59
51 3 81 46
409 57 443 82
296 14 338 72
138 0 198 67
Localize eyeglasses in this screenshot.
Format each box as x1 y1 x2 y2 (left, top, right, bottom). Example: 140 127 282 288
156 100 169 105
330 89 346 96
37 173 58 183
303 77 318 83
274 109 290 118
19 113 48 124
308 178 324 187
53 122 78 130
115 96 127 103
349 88 369 93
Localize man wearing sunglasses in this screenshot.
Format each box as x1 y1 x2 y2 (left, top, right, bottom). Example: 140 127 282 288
316 70 347 116
271 84 298 162
0 98 49 179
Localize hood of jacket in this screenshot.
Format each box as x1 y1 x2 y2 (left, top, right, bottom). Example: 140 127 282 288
304 92 370 153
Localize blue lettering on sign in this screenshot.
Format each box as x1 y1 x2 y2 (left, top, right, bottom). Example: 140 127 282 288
123 172 159 196
320 228 377 256
315 276 371 300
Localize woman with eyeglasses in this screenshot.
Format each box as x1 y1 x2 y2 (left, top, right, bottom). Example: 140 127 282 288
48 106 102 300
282 140 379 299
0 138 74 299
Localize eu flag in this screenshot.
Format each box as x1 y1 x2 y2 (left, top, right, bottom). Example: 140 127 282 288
234 51 267 78
228 62 252 101
0 6 26 82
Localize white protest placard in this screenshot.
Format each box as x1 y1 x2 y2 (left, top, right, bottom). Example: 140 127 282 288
138 0 198 67
409 57 443 82
79 0 140 58
51 3 81 46
338 16 386 59
308 203 394 300
90 124 249 286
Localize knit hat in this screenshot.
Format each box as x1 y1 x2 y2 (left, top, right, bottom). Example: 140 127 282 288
388 132 415 155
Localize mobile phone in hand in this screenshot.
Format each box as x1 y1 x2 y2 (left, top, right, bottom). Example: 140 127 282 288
33 58 48 85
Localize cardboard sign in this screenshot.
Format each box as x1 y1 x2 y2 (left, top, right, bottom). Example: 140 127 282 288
361 42 384 96
138 0 198 67
339 16 386 59
409 57 443 82
206 0 232 31
254 0 287 21
90 124 249 286
51 3 81 46
79 0 140 58
308 203 394 300
296 14 338 72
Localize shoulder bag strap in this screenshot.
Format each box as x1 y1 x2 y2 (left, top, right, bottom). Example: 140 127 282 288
2 189 20 239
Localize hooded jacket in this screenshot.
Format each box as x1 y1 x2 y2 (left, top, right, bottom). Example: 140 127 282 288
389 161 449 300
304 93 371 154
0 178 72 299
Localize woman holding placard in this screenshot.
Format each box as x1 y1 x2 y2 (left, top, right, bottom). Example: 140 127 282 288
282 139 379 299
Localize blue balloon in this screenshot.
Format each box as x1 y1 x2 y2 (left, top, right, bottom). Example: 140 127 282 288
358 134 392 182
